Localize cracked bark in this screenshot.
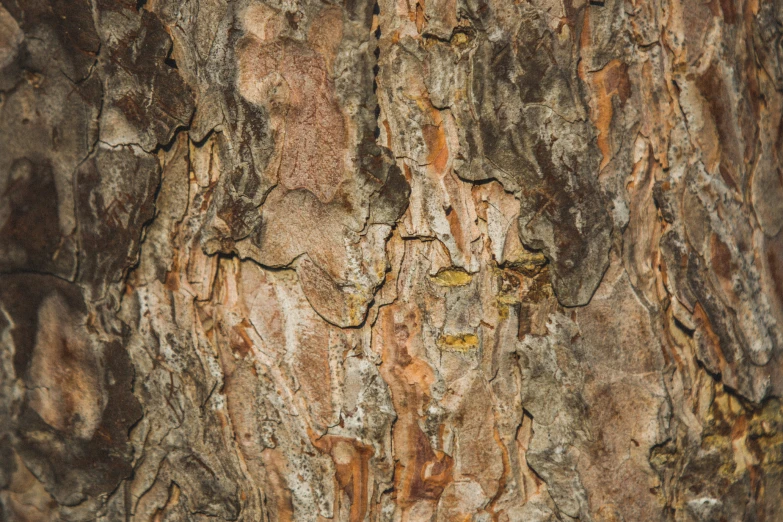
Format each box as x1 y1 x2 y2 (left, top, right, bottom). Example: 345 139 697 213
1 0 783 520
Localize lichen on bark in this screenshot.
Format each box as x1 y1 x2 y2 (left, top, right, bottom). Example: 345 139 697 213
1 0 783 520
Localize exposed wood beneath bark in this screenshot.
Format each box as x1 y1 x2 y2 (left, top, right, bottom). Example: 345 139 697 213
1 0 783 520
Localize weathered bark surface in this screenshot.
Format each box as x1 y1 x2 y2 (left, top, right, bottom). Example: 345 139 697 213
1 0 783 520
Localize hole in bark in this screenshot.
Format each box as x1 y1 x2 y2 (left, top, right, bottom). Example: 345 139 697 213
285 11 301 30
673 316 695 338
164 45 178 69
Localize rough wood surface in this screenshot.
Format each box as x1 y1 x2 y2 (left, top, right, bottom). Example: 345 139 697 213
1 0 783 520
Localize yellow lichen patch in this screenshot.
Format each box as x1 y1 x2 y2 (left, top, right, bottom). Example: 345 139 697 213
748 399 783 469
437 333 479 353
497 293 520 306
345 289 371 326
450 32 469 47
505 250 548 276
430 268 473 287
699 386 783 479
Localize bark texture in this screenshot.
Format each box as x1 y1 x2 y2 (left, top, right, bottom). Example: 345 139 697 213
1 0 783 520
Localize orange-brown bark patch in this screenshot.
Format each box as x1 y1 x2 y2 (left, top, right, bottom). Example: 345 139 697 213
313 436 374 522
587 60 631 171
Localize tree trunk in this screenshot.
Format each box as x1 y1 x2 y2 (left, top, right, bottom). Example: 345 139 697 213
1 0 783 520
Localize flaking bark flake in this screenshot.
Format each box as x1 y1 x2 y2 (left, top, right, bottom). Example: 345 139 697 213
1 0 783 520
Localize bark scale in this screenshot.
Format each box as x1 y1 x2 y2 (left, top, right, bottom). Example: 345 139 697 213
1 0 783 520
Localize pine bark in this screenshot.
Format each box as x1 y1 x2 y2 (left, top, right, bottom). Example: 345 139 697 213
1 0 783 520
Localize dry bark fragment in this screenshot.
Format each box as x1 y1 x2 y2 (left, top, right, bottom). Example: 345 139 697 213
1 0 783 520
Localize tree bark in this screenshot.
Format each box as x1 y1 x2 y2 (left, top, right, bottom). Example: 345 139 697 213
1 0 783 520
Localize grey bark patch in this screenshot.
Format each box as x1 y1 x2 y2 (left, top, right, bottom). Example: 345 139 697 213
466 33 612 307
76 145 160 298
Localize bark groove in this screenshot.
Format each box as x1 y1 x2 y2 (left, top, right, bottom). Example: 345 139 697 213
1 0 783 520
